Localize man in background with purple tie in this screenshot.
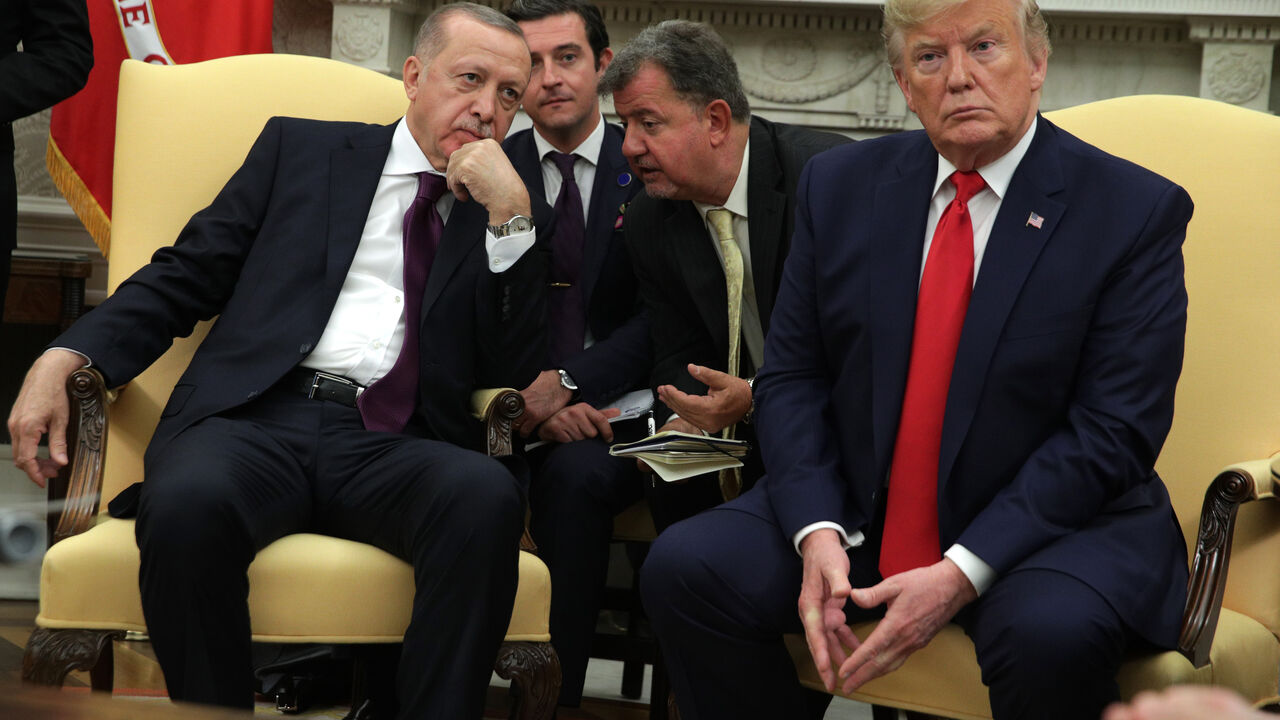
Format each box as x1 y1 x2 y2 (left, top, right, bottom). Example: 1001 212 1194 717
500 0 648 710
639 1 1192 719
7 3 550 718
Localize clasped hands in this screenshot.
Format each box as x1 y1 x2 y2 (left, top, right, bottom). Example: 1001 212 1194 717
798 529 977 695
516 369 619 444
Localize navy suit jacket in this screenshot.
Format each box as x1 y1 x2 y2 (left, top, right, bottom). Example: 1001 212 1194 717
625 116 849 424
57 117 551 464
503 122 648 406
750 114 1192 646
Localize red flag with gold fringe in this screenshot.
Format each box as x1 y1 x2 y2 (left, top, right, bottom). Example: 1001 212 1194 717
47 0 274 255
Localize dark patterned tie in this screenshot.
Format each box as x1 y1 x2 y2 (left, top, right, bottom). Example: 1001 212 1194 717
548 151 587 365
357 171 448 433
880 170 986 577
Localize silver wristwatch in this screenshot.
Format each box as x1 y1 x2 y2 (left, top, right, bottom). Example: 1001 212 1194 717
557 368 578 393
488 214 534 238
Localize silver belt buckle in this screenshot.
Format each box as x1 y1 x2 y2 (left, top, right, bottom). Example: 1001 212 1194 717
308 370 359 399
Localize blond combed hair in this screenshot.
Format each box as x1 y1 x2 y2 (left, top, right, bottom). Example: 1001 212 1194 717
882 0 1051 69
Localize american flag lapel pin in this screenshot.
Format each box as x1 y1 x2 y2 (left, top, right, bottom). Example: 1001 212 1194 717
1026 211 1045 229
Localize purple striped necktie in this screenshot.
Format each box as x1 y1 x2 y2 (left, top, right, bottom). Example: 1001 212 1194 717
357 171 448 433
548 151 587 365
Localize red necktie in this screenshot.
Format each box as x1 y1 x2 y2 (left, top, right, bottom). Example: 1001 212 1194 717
879 170 986 578
357 171 447 433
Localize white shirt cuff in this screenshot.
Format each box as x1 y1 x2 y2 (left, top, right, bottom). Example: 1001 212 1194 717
944 544 996 596
792 522 865 556
47 347 92 367
485 228 536 273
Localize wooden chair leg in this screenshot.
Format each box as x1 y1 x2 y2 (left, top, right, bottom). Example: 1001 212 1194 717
495 641 560 720
22 628 123 690
646 641 669 720
621 540 651 700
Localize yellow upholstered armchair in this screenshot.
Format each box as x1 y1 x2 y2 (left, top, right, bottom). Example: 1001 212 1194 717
783 95 1280 718
20 55 559 720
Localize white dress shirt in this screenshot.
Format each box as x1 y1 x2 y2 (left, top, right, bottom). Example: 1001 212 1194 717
532 115 604 225
792 121 1039 596
55 119 536 387
303 118 535 385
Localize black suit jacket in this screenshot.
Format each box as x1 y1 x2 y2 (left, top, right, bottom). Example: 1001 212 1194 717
56 117 550 463
1 0 92 255
504 122 648 406
625 116 849 423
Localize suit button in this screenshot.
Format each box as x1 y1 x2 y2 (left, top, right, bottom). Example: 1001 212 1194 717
299 343 312 354
247 390 259 400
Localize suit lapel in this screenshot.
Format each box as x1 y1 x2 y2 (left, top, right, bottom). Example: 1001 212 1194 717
938 117 1066 489
326 123 397 296
508 131 548 206
745 118 786 334
870 139 938 478
669 201 729 360
582 123 633 307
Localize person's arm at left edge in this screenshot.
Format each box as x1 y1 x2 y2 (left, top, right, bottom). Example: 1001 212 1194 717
452 138 552 391
0 0 93 122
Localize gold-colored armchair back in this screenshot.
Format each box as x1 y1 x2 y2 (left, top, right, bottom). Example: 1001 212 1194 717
1045 95 1280 641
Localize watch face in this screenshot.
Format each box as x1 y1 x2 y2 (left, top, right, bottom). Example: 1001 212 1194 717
558 369 578 391
511 215 533 233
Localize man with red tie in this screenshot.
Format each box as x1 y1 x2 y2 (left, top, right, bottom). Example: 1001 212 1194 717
639 1 1192 718
8 3 549 718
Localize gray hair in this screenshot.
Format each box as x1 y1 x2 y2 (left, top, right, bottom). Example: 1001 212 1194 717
599 20 750 122
882 0 1051 70
414 2 526 63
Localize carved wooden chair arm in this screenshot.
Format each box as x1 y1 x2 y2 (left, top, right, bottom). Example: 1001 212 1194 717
471 387 524 458
51 367 116 545
1178 455 1279 668
469 387 537 552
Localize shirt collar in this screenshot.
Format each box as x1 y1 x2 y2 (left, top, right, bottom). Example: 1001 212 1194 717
931 118 1037 200
534 114 606 167
386 117 444 176
694 137 752 221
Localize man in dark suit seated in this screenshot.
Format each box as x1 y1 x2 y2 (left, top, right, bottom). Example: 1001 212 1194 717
1 0 93 317
7 3 550 717
639 0 1192 718
598 20 849 529
500 0 648 708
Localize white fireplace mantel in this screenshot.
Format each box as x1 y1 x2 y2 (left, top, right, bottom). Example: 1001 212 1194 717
326 0 1280 133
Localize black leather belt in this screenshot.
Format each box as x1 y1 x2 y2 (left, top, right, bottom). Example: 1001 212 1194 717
284 367 365 407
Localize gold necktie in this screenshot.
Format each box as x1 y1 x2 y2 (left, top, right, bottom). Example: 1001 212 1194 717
707 208 743 500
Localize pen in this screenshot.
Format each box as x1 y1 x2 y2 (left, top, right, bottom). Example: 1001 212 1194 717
647 409 657 437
